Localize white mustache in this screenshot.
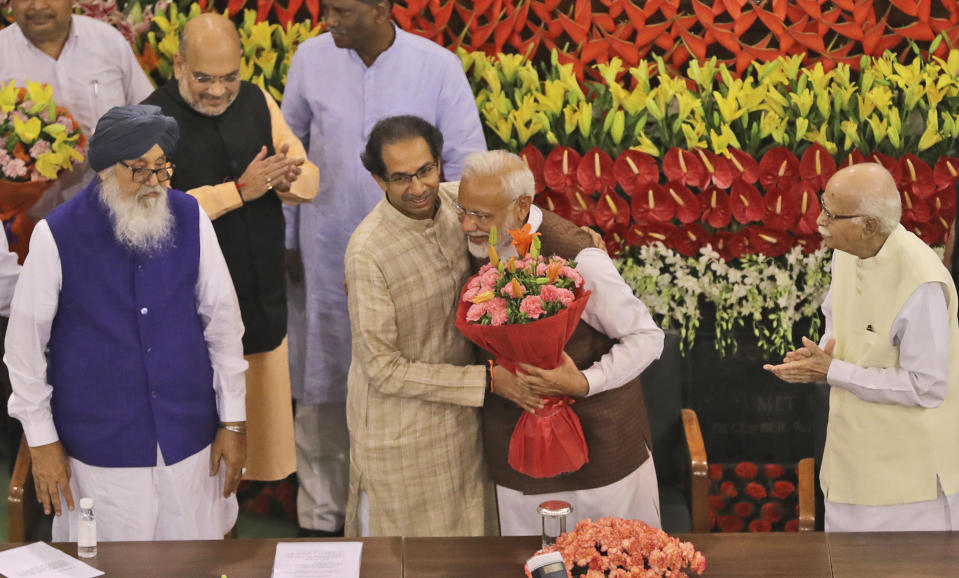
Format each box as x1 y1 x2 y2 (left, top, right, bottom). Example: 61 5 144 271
818 226 831 238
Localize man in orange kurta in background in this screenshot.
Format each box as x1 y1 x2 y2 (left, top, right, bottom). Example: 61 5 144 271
143 13 319 482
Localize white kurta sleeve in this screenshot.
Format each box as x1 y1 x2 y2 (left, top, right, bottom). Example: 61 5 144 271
826 282 950 408
5 221 62 447
0 232 19 317
576 247 665 396
194 210 248 422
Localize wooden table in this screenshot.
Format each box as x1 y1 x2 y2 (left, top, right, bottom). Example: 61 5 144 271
3 532 959 577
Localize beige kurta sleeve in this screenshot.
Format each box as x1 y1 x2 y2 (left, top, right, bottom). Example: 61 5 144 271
346 247 487 407
262 87 319 205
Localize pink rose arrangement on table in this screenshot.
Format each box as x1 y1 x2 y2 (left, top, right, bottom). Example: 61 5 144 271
455 224 591 479
525 517 706 577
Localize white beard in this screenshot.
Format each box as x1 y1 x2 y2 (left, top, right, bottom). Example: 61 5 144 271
99 172 174 254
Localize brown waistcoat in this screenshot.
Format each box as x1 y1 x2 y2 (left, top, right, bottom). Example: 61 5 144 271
476 210 652 494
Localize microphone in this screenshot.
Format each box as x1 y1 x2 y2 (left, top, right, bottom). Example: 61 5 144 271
526 551 571 578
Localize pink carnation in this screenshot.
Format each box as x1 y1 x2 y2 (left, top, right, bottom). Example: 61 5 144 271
0 148 9 164
560 266 584 288
487 298 508 326
466 302 488 323
479 268 500 289
2 158 27 179
462 285 482 302
56 115 75 132
539 284 574 306
29 140 51 158
519 296 545 319
500 281 526 299
11 110 28 124
535 262 548 276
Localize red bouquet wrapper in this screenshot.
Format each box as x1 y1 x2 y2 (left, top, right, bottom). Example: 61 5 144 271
455 282 592 479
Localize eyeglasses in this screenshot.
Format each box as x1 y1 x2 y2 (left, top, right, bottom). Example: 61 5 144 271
452 198 516 225
382 161 440 191
820 201 864 223
191 71 241 85
120 161 175 184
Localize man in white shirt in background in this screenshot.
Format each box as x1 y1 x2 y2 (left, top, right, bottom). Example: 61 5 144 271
5 104 247 541
0 0 154 219
0 233 20 465
765 163 959 532
453 150 665 534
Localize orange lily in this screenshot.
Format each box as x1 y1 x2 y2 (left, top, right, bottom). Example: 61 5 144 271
509 223 541 258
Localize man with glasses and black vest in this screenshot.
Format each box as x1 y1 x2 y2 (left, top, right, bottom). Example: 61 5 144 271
143 14 318 484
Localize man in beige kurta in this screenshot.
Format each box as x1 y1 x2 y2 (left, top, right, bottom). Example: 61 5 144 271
343 116 537 537
143 14 319 481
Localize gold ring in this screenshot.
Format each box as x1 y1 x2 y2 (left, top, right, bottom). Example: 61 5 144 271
266 177 273 191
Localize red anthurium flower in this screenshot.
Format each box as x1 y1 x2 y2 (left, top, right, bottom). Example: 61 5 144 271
519 144 546 194
663 147 708 189
631 183 675 223
614 150 659 196
795 235 822 254
626 221 677 248
603 224 629 257
865 152 903 185
567 188 597 227
758 147 800 193
708 231 736 261
900 153 935 199
700 185 732 228
595 191 631 230
730 179 765 224
729 229 752 259
908 222 944 245
695 148 736 189
672 223 709 257
899 189 931 224
764 187 800 231
726 147 760 184
793 183 822 236
748 226 792 257
932 189 957 223
576 147 617 195
535 189 572 220
543 146 582 192
933 157 959 192
838 149 868 169
664 181 702 223
799 143 837 191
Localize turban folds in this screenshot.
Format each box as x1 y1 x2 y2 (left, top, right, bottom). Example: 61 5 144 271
88 105 179 172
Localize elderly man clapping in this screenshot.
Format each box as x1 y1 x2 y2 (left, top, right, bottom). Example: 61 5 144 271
765 163 959 532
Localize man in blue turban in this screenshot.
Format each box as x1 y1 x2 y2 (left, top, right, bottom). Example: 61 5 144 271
5 104 250 541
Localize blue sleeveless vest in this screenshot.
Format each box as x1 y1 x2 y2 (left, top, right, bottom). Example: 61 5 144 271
45 180 218 467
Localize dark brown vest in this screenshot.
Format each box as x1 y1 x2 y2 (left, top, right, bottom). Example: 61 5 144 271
477 210 652 493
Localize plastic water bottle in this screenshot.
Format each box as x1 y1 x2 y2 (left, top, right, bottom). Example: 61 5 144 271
77 497 97 558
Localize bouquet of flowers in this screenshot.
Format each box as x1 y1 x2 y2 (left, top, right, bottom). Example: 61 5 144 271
526 517 707 578
0 80 86 260
455 225 591 479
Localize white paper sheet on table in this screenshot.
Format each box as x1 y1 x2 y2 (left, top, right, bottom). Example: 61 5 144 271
271 541 363 578
0 542 104 578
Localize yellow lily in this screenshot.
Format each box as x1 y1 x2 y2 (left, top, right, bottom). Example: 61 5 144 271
482 68 502 95
682 120 707 150
867 114 888 144
25 81 53 115
758 111 788 142
709 124 741 155
675 91 701 123
35 150 66 180
158 32 179 60
789 88 815 117
714 83 746 123
596 57 624 87
629 60 652 93
0 80 18 113
632 134 660 157
840 120 861 149
577 101 592 138
610 109 625 145
803 123 837 155
762 86 789 117
510 95 544 146
253 50 277 79
563 105 579 136
14 116 42 144
516 63 540 95
794 117 809 144
498 53 524 84
919 108 942 151
535 80 567 117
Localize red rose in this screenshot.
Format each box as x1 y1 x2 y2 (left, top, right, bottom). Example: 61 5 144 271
720 481 738 498
745 482 767 500
735 461 758 480
733 501 754 518
749 519 772 532
761 502 783 523
784 520 799 532
717 515 744 533
764 464 785 480
772 480 796 499
709 464 723 481
709 495 726 511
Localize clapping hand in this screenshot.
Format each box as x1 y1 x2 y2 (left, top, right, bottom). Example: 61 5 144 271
763 337 836 384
